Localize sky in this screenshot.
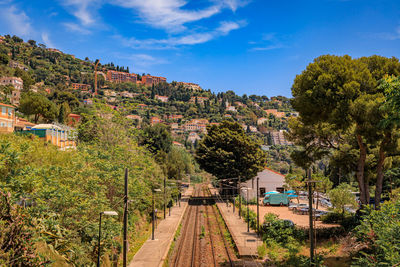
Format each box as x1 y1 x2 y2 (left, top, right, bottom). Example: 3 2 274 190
0 0 400 97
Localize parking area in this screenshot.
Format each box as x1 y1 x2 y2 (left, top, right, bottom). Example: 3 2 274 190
248 199 340 228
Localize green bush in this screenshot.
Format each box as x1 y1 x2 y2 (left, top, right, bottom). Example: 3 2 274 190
260 213 306 246
352 199 400 266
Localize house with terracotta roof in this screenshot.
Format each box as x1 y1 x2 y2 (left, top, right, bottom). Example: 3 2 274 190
67 114 81 127
14 117 35 131
151 117 163 126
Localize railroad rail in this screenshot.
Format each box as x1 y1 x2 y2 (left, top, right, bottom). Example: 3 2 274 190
172 184 236 267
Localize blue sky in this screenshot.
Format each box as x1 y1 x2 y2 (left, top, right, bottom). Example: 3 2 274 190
1 0 400 97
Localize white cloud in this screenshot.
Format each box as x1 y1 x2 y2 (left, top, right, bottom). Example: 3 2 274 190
63 22 92 34
117 20 245 49
41 32 55 48
60 0 99 26
369 26 400 40
60 0 249 32
112 0 222 32
0 6 33 37
251 44 284 51
249 32 287 51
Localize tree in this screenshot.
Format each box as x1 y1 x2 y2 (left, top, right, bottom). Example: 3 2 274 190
353 198 400 266
284 172 305 203
58 104 65 124
195 121 266 188
290 55 400 206
19 93 57 123
313 173 333 209
140 124 172 155
328 183 357 216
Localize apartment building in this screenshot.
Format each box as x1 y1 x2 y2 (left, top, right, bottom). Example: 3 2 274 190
106 70 137 83
270 130 293 146
0 77 23 105
0 103 15 133
141 75 167 86
9 61 28 71
72 83 91 91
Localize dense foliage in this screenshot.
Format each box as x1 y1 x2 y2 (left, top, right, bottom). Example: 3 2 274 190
0 131 164 265
353 198 400 266
195 121 266 185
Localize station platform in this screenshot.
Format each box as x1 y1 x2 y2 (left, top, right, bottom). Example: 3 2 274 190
209 186 263 259
128 186 193 267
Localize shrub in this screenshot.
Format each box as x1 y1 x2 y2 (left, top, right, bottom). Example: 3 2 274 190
352 199 400 266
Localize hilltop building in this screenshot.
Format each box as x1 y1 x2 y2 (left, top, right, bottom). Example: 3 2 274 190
0 77 23 105
141 75 167 86
106 70 137 83
9 61 28 71
72 83 91 91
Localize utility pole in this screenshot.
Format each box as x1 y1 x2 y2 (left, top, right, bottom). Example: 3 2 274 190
257 177 260 234
94 59 100 96
123 168 128 267
307 168 315 265
238 176 241 218
163 177 166 219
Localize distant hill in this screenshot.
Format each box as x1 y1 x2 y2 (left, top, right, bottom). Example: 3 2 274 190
0 34 297 173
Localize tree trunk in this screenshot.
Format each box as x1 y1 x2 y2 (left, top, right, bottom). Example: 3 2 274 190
374 132 391 210
356 134 368 205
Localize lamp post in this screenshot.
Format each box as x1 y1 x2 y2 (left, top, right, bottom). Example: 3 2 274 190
152 188 162 240
240 187 252 232
97 211 118 267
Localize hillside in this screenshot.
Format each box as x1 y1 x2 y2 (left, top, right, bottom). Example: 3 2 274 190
0 34 297 173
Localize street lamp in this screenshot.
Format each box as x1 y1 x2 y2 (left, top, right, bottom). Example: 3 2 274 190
241 187 252 232
97 211 118 267
152 188 162 240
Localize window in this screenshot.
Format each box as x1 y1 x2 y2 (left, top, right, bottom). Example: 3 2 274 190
2 107 5 115
0 122 4 127
8 123 12 128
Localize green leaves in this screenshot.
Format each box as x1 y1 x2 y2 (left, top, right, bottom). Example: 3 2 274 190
353 199 400 266
195 121 266 181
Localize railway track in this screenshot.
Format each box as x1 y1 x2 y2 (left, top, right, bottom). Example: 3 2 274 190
172 184 235 267
204 187 234 267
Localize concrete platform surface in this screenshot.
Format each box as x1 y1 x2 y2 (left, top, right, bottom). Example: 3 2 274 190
210 187 263 259
129 186 193 267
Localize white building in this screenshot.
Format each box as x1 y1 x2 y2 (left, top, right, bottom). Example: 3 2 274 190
240 168 285 200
